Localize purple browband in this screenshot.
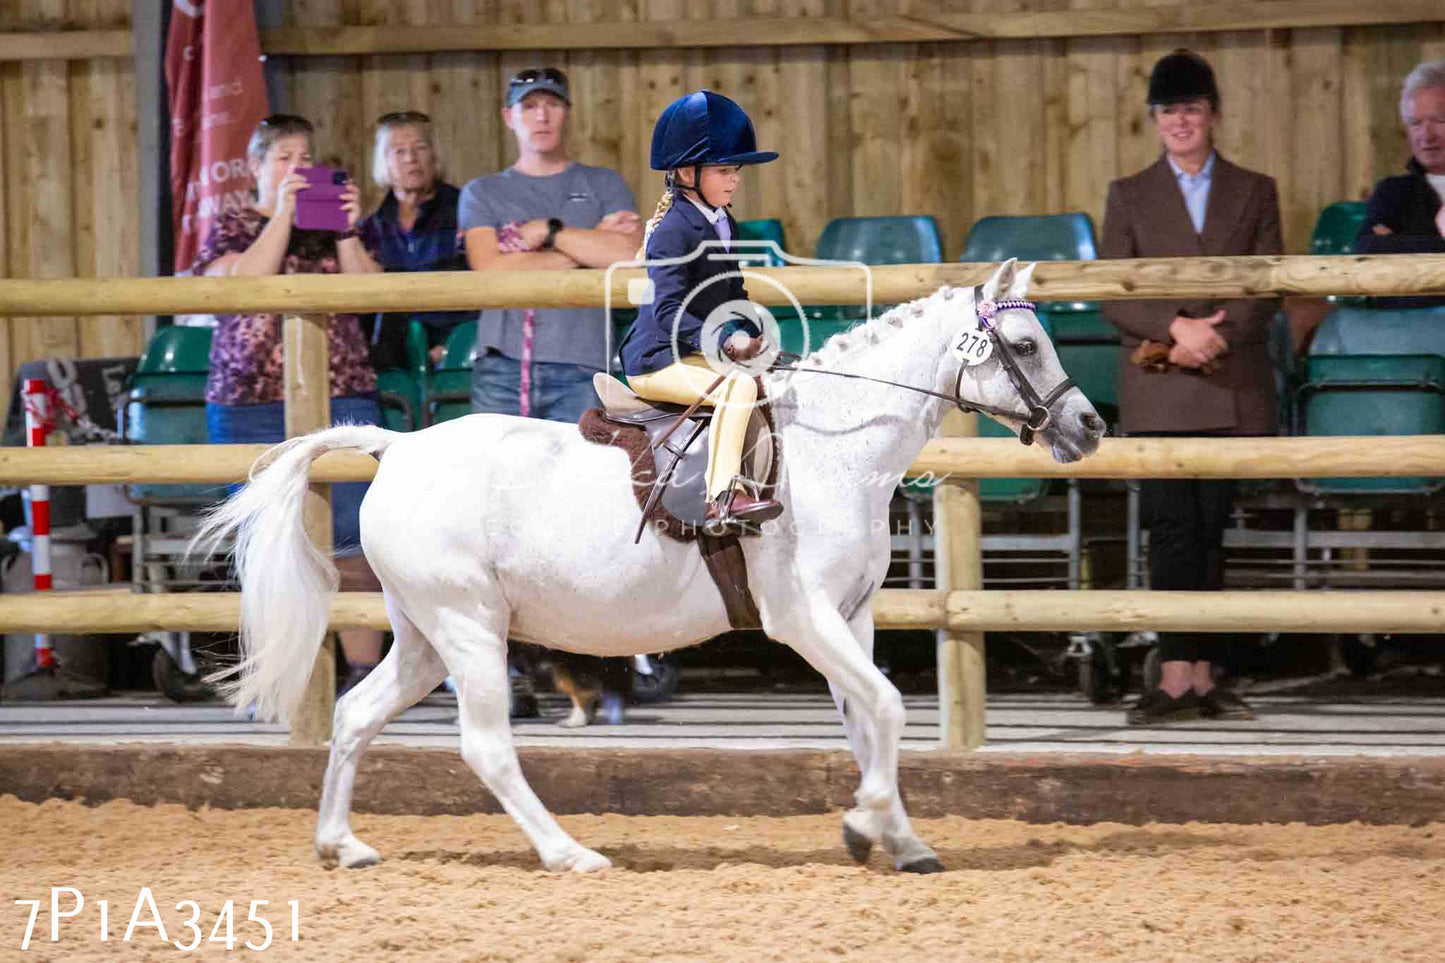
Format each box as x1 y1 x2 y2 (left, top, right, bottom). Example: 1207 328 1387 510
975 298 1036 329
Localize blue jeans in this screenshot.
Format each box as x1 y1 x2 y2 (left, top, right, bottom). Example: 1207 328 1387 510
206 394 382 556
470 350 600 423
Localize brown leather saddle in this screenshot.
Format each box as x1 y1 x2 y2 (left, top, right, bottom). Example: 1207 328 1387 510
579 372 780 630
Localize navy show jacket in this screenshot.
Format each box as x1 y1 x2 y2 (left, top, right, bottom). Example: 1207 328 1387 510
620 198 755 376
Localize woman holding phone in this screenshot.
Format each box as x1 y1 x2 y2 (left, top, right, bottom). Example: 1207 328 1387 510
192 113 387 697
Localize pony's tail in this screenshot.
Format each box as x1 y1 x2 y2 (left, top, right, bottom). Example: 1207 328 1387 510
191 424 396 725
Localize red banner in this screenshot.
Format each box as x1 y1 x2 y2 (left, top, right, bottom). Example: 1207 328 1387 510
164 0 269 275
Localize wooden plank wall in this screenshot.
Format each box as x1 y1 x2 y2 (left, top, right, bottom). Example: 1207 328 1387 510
0 0 141 413
1 0 1444 403
266 1 1445 265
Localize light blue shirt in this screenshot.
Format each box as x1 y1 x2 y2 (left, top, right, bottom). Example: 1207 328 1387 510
686 195 731 248
1168 152 1216 234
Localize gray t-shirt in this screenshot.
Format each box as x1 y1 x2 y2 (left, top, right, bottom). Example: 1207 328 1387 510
457 163 636 369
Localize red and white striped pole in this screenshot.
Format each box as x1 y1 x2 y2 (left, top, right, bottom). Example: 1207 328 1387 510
22 378 55 671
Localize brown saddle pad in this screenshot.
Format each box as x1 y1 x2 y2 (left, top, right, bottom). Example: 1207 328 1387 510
578 401 780 545
578 408 702 543
578 405 775 629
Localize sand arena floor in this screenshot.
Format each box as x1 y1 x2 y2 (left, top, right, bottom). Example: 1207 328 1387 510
2 795 1442 962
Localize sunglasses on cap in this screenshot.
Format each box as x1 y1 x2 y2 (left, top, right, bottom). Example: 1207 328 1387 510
509 67 567 88
376 110 431 126
507 68 569 104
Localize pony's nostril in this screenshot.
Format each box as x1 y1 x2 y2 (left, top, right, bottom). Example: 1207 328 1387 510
1080 412 1105 435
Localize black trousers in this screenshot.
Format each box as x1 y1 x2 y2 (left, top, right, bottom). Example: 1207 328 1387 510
1140 477 1236 664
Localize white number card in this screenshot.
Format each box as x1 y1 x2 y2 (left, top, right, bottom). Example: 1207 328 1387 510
951 327 994 366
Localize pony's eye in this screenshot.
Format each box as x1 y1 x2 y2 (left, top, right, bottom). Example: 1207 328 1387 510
1013 339 1037 356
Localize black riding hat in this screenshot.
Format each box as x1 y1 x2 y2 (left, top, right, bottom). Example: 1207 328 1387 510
1147 49 1220 110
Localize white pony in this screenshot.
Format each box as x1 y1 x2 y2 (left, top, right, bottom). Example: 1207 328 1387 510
197 258 1104 874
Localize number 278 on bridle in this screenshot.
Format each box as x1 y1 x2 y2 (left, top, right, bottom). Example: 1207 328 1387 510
952 329 993 366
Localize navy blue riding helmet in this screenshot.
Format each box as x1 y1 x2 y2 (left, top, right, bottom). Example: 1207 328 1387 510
650 90 778 208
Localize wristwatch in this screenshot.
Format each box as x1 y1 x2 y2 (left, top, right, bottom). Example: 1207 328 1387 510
541 217 565 250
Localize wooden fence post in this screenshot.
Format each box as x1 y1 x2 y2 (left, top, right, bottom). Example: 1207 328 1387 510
932 409 986 750
283 312 334 747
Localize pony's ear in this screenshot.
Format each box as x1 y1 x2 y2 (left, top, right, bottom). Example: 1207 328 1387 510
1008 261 1037 299
981 257 1018 302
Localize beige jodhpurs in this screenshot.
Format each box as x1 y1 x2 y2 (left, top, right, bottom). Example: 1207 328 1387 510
627 355 757 500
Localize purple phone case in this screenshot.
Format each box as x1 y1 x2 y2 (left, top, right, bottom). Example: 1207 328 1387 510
294 167 349 232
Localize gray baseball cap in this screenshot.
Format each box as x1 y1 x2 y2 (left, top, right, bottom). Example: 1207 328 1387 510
507 68 570 107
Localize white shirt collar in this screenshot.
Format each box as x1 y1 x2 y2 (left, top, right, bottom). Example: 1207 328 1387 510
1167 152 1216 182
684 194 726 225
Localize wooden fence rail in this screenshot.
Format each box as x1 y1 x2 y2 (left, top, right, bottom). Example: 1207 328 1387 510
2 589 1440 635
2 254 1445 316
1 435 1442 485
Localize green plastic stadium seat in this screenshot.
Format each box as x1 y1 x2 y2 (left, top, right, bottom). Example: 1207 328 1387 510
961 212 1100 316
961 213 1097 263
1054 323 1119 414
610 308 639 384
136 323 212 375
808 216 944 322
1295 353 1445 494
123 325 216 502
1310 202 1371 306
733 218 806 331
734 218 788 268
1308 304 1445 357
376 321 429 432
428 320 478 424
815 215 943 265
1309 202 1369 257
377 370 417 431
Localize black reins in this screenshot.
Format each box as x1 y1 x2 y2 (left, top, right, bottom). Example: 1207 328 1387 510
767 286 1076 446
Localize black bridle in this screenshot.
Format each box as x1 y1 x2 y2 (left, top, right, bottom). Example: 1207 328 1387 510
957 285 1077 445
768 286 1076 446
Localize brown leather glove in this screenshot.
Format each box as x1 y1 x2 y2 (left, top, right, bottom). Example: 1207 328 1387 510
723 334 767 363
1131 340 1222 376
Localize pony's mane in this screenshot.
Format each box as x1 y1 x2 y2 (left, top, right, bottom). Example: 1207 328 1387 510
792 285 965 371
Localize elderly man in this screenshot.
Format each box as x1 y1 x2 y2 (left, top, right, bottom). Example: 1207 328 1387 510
1355 59 1445 307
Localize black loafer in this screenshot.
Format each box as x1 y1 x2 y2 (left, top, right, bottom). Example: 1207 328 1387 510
1199 687 1255 720
1126 688 1201 725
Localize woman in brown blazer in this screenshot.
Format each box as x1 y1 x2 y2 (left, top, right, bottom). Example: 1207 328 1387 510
1101 49 1283 725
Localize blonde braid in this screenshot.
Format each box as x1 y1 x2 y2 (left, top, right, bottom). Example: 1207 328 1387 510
637 186 674 259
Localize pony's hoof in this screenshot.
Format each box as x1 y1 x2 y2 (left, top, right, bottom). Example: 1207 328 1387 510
552 849 611 873
898 856 945 875
318 837 381 869
338 841 382 869
573 851 612 873
842 823 874 864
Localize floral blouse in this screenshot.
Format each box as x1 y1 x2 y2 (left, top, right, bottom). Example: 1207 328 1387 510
191 208 379 405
